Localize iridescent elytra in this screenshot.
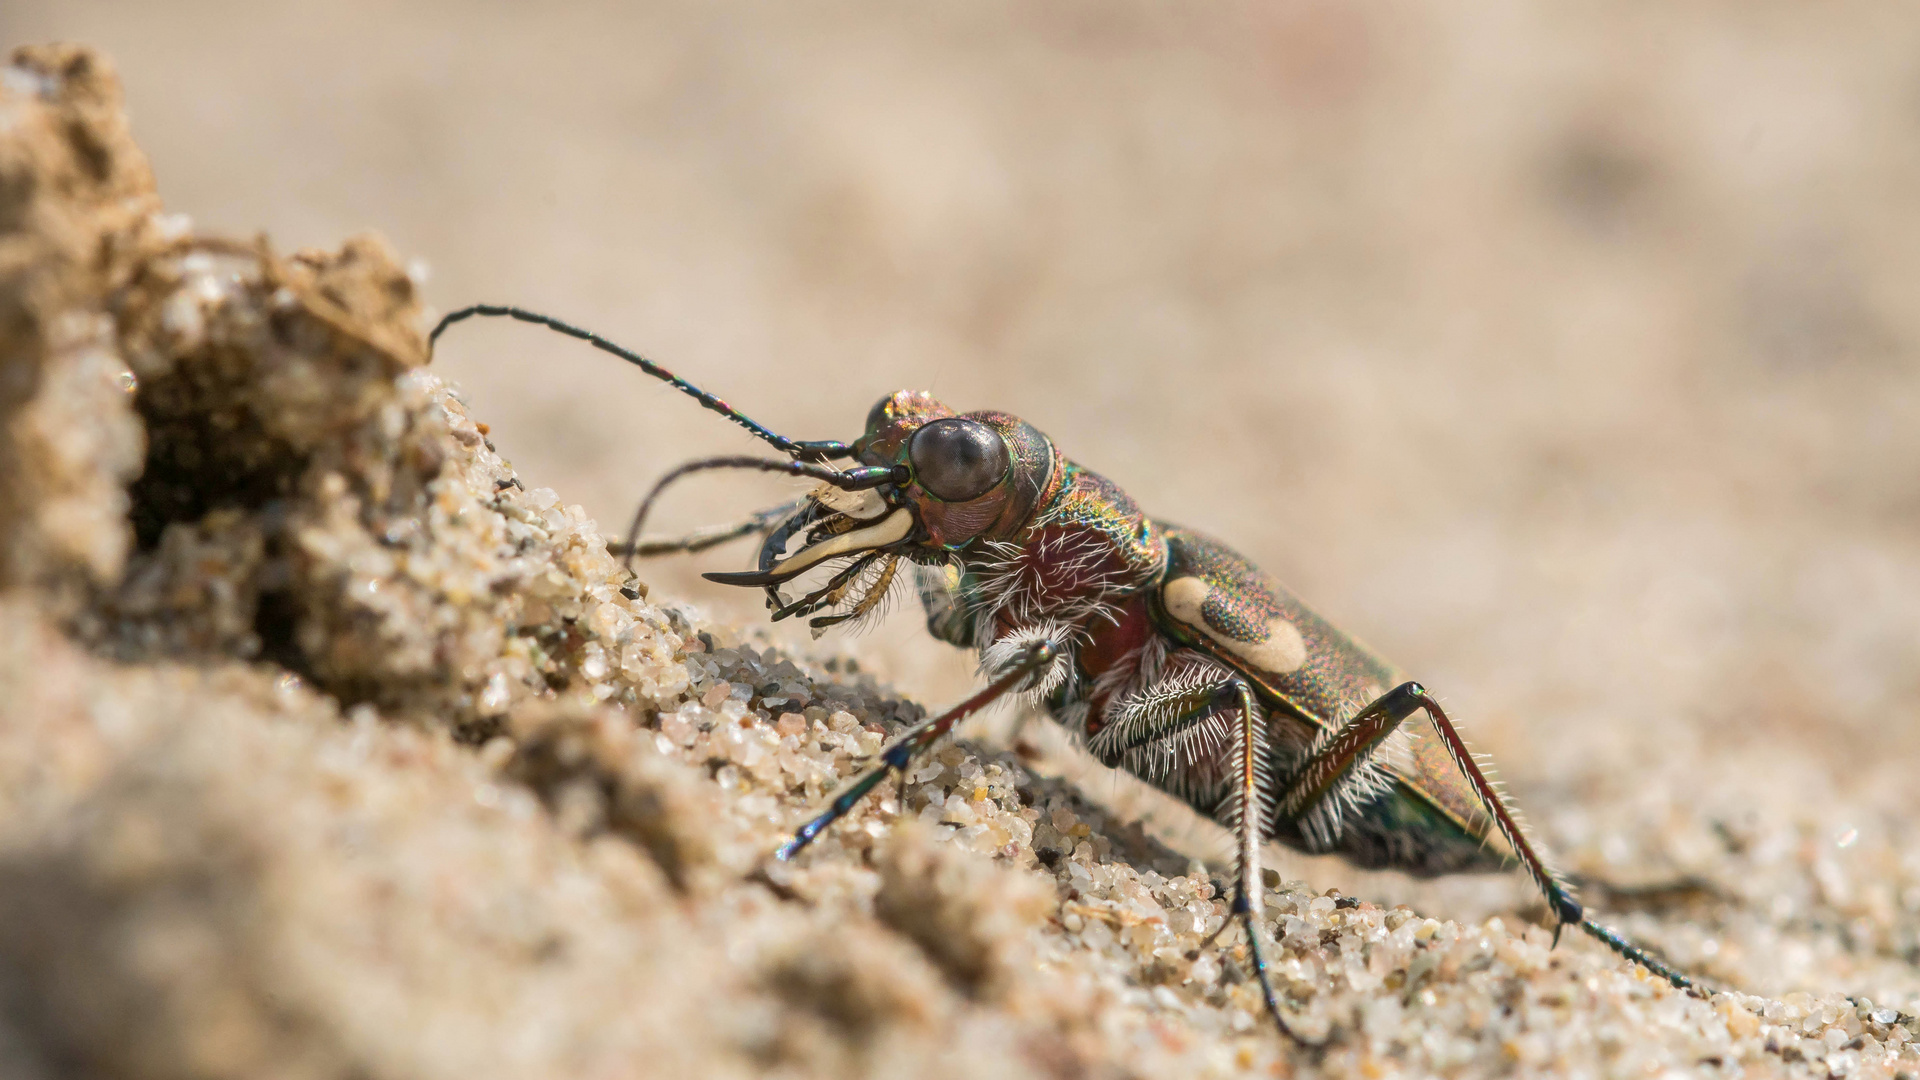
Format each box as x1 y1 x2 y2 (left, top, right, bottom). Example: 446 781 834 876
430 305 1695 1040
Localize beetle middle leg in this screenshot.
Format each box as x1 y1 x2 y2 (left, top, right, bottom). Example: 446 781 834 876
1218 678 1303 1042
1281 682 1695 990
1096 670 1301 1037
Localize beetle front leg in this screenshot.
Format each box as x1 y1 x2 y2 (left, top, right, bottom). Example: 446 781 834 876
774 639 1060 861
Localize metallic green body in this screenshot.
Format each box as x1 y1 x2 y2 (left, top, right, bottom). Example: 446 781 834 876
432 304 1702 1011
854 396 1514 875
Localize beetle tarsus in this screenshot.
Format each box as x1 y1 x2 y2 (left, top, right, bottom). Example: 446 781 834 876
1580 917 1695 990
1238 888 1308 1044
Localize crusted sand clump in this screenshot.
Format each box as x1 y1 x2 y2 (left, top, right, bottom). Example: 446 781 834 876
1 43 1918 1080
0 43 156 601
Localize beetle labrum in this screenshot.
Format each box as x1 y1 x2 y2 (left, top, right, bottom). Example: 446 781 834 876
431 305 1695 1039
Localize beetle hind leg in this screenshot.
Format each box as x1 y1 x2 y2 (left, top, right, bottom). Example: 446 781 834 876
1274 683 1427 852
1277 682 1697 990
1392 683 1696 990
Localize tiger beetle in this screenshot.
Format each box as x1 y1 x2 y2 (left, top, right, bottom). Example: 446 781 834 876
432 304 1697 1041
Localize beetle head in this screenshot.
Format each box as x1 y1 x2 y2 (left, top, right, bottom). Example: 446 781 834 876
854 390 1056 549
703 390 1058 631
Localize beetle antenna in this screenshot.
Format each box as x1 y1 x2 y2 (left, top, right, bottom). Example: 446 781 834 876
430 305 854 461
609 498 804 560
619 456 902 572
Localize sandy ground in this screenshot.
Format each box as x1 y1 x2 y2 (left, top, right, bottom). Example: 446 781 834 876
3 4 1920 1077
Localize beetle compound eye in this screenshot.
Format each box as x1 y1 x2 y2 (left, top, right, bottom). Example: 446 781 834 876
908 418 1010 502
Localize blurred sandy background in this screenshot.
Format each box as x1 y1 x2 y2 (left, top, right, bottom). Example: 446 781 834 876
8 0 1919 990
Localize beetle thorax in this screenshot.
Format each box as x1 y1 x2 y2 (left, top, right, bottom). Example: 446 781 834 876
960 460 1168 643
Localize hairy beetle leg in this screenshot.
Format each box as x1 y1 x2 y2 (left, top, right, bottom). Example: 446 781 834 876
1273 684 1423 824
1363 683 1694 990
774 640 1059 862
1267 683 1696 997
1217 679 1304 1042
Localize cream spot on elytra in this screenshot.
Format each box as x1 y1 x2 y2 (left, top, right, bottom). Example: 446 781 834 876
1161 575 1212 626
1234 617 1307 673
1161 576 1307 674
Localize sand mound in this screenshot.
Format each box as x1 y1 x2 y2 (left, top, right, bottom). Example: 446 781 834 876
0 43 1914 1079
